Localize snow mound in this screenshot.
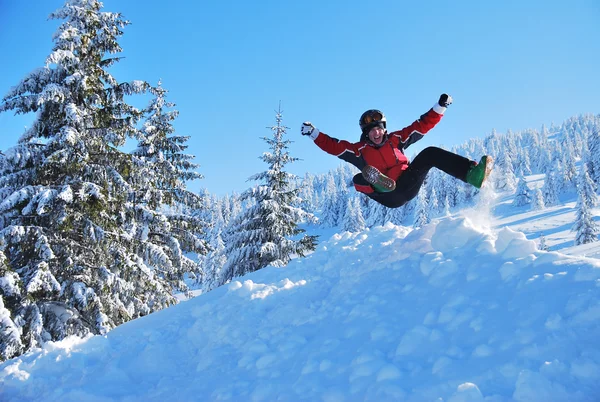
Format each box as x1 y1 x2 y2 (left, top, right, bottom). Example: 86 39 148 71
2 216 600 401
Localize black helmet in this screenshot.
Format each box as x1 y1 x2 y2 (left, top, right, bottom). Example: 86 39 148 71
359 109 387 141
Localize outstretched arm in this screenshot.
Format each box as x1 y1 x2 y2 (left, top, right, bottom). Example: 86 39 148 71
301 122 365 169
390 94 453 150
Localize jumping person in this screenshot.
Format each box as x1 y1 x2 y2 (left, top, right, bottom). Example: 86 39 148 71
300 94 492 208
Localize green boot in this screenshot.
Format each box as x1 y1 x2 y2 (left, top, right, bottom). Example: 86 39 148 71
362 165 396 192
466 156 493 189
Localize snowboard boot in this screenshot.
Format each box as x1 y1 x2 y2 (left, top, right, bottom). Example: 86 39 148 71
362 165 396 192
466 155 493 189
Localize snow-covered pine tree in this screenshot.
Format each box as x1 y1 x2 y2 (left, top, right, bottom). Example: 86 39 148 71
538 234 549 251
343 196 366 232
366 198 388 227
542 169 560 207
219 107 318 284
299 173 317 214
494 151 517 192
201 233 227 292
586 130 600 183
359 193 371 223
515 150 532 177
483 129 501 158
229 191 243 219
0 250 23 361
531 187 545 210
413 189 430 228
427 177 440 215
388 203 407 225
220 195 232 224
513 177 531 207
573 187 599 246
443 194 451 217
577 164 598 210
536 147 552 174
0 0 182 360
336 177 350 225
320 173 340 228
130 81 210 294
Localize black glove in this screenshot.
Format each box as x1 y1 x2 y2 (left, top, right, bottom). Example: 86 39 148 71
301 122 318 137
438 94 453 107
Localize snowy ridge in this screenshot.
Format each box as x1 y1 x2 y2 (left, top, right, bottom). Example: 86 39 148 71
2 216 600 401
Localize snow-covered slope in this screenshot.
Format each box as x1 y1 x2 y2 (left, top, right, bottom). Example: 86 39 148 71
2 214 600 402
489 174 600 259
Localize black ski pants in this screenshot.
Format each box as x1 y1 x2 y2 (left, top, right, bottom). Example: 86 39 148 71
353 146 472 208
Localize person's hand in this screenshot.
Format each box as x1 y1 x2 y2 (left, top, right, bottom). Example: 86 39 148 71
301 122 318 137
438 94 453 107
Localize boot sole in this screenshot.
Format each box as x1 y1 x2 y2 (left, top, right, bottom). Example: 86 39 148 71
362 165 396 192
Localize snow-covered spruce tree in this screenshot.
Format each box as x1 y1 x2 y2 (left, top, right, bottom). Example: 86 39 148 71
0 250 23 361
343 196 366 233
219 108 318 284
542 169 560 207
427 181 440 216
577 164 598 210
494 151 517 192
587 129 600 183
538 234 549 251
366 198 389 227
320 173 340 228
513 177 531 207
130 81 209 294
514 149 532 177
0 0 177 359
573 190 599 246
413 189 430 228
388 202 407 225
336 177 350 225
201 233 227 292
531 187 545 210
299 173 317 214
572 164 598 246
442 194 451 217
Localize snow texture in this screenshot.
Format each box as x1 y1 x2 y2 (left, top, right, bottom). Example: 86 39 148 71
1 215 599 401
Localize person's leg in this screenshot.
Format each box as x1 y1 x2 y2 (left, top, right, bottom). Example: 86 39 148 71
394 146 473 203
353 173 375 194
354 147 474 208
353 173 406 208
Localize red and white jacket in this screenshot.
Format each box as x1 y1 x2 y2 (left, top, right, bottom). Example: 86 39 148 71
309 105 445 190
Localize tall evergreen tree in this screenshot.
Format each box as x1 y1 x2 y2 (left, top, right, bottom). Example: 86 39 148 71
572 164 598 246
320 174 340 228
220 107 318 284
366 198 388 227
0 250 23 361
542 169 560 207
513 177 531 207
531 187 546 210
573 196 598 246
388 203 407 225
130 81 210 294
413 190 431 228
343 196 366 233
586 130 600 183
0 0 183 360
577 164 598 210
202 233 227 292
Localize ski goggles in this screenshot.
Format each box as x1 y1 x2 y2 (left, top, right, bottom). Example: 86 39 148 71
360 110 384 126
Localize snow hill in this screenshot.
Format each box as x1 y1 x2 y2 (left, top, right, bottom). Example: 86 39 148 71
2 207 600 401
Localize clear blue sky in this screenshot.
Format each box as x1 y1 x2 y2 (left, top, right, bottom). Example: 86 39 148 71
1 0 599 196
